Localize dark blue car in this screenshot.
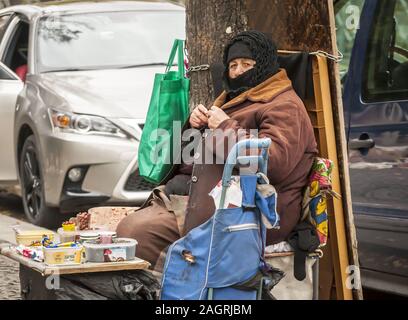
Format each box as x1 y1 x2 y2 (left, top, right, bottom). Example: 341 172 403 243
335 0 408 297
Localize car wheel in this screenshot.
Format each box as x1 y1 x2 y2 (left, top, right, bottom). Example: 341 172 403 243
19 135 60 228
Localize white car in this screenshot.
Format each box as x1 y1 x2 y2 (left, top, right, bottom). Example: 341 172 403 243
0 1 185 227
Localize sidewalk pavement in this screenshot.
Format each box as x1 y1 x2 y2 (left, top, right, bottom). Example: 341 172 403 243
0 214 36 300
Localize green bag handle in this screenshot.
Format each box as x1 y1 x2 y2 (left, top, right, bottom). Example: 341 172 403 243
165 39 185 77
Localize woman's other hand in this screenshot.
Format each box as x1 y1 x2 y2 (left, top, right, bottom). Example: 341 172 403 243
208 106 230 129
189 104 209 128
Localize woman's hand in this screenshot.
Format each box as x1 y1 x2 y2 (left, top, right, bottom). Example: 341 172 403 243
189 104 208 128
208 106 230 129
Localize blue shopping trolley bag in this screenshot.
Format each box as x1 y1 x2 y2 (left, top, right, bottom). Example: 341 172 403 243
161 138 281 300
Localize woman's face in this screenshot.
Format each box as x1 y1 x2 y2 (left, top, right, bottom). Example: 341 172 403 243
228 58 256 79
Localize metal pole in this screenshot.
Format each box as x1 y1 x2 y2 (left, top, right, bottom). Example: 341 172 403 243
312 257 320 300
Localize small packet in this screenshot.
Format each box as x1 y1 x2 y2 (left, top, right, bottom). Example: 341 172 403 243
16 245 44 262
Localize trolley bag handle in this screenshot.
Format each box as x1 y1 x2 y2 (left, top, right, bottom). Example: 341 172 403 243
221 138 271 187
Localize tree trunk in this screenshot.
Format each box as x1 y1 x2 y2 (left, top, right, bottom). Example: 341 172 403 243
246 0 333 52
185 0 248 109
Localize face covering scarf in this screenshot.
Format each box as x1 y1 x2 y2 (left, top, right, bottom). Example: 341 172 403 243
225 67 257 100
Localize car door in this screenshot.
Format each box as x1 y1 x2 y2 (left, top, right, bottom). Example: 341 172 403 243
340 0 408 295
0 61 23 182
0 14 23 182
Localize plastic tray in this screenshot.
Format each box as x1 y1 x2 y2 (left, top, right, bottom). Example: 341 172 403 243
57 227 107 243
43 245 83 265
15 229 55 246
83 238 137 263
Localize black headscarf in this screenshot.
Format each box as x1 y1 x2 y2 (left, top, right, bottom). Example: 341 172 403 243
223 30 280 100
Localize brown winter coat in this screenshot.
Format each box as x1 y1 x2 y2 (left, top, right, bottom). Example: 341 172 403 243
182 69 318 244
117 68 318 266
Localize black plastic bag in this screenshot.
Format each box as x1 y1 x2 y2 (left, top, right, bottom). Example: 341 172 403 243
54 270 160 300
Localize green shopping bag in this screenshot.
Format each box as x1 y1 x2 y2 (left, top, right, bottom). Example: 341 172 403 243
138 39 190 184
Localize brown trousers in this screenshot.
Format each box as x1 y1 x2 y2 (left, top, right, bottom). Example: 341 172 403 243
116 187 188 268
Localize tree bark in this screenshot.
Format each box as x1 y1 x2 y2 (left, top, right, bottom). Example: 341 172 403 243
185 0 248 109
246 0 332 52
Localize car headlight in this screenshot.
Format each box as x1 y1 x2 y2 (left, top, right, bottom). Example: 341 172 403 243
48 109 127 138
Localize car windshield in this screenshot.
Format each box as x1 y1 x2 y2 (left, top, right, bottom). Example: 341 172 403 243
36 10 185 72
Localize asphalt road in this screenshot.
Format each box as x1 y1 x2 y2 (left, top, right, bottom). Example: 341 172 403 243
0 188 26 221
0 254 20 300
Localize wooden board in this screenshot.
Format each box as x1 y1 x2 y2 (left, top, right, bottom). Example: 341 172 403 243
311 55 353 300
0 244 150 276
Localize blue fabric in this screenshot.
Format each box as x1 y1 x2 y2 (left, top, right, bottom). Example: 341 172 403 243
160 175 279 300
255 188 280 229
241 175 257 207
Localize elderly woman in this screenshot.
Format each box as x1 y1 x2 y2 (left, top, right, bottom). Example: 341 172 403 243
117 30 318 268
